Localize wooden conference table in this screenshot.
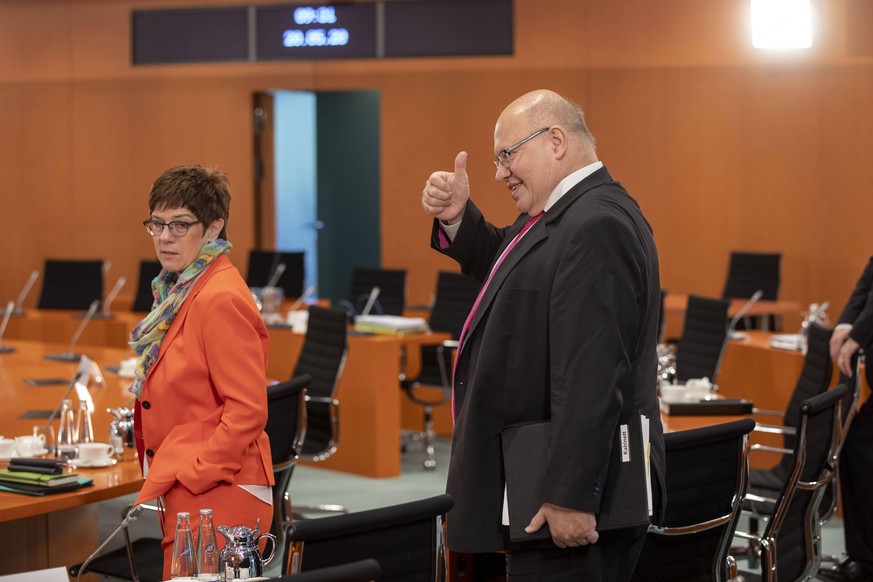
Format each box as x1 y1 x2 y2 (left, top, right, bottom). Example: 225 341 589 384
4 308 450 479
0 339 143 577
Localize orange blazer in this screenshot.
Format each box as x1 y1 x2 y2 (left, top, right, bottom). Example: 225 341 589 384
134 254 274 505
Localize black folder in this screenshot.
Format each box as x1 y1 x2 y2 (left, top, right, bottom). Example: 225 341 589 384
501 416 650 543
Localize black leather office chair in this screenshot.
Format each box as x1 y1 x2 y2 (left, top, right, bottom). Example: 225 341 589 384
746 322 834 499
631 418 756 582
674 294 731 384
735 385 848 582
265 375 310 556
247 249 306 299
38 258 105 311
722 251 782 330
285 494 452 581
291 306 349 516
401 271 479 470
347 268 407 316
132 260 163 313
275 558 381 581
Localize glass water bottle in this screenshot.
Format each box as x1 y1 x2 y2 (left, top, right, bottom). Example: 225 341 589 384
196 508 220 581
75 400 93 443
56 399 77 459
170 512 197 579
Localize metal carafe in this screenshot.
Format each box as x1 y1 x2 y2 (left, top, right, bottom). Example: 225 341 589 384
218 521 276 581
107 407 136 461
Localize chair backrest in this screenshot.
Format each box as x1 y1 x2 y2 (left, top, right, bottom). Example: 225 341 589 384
427 271 480 338
349 268 407 316
285 494 452 581
819 351 862 525
772 323 834 478
131 259 163 313
265 376 310 552
292 306 349 461
246 249 306 298
722 251 781 300
631 418 756 582
274 559 382 582
675 294 730 383
38 259 105 310
410 271 479 387
758 384 847 582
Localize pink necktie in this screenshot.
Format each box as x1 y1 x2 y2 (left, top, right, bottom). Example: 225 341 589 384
451 213 543 419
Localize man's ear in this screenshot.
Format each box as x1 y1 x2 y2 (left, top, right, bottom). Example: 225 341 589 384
550 126 569 160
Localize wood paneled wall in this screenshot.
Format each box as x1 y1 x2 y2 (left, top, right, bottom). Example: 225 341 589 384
1 0 872 324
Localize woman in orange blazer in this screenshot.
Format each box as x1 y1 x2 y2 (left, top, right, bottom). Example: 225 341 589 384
129 165 274 579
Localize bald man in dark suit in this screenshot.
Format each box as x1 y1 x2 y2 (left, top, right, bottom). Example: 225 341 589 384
421 90 665 581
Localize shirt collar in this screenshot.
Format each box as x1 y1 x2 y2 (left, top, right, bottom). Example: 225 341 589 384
543 161 604 213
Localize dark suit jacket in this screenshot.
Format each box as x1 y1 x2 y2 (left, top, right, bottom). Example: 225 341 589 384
838 255 873 388
432 166 666 553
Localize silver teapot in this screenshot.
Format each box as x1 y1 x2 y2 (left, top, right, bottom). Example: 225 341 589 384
218 520 276 581
107 407 136 461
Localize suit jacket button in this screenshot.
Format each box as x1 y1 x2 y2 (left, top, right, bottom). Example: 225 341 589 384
142 401 151 410
146 449 155 457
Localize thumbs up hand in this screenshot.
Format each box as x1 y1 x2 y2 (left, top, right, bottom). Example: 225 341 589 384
421 151 470 225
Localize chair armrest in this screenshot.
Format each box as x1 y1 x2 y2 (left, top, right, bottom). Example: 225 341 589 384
305 395 339 406
752 408 784 418
753 423 796 436
442 340 459 349
750 443 792 455
744 492 778 505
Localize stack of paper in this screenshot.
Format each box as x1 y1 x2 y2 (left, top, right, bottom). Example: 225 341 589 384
354 315 429 335
769 334 805 351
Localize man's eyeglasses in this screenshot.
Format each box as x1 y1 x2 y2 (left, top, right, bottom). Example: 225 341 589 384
143 219 202 237
493 127 550 168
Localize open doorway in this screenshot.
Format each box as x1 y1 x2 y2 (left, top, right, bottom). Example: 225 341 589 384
253 90 380 304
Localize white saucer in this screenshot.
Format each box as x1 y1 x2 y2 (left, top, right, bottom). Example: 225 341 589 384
71 458 117 468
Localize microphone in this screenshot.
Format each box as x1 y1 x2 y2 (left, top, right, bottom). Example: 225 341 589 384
45 300 100 361
93 276 126 319
267 262 287 288
288 283 317 312
0 300 15 354
1 270 39 318
727 289 764 340
360 286 381 316
75 504 143 582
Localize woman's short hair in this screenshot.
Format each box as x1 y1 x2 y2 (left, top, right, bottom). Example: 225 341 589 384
149 165 231 239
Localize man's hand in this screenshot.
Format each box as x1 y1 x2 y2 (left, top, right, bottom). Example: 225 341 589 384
421 151 470 224
837 337 861 377
525 503 599 548
830 325 852 361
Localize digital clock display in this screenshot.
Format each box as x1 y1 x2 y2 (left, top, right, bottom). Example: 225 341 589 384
256 4 377 60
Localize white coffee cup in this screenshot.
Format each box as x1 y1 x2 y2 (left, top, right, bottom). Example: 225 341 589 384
0 437 15 457
77 442 113 463
14 434 46 456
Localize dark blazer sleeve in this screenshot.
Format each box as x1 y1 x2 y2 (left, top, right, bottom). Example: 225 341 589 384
430 200 516 283
840 257 873 348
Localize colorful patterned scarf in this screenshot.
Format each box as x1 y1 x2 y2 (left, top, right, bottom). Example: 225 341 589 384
128 238 232 399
